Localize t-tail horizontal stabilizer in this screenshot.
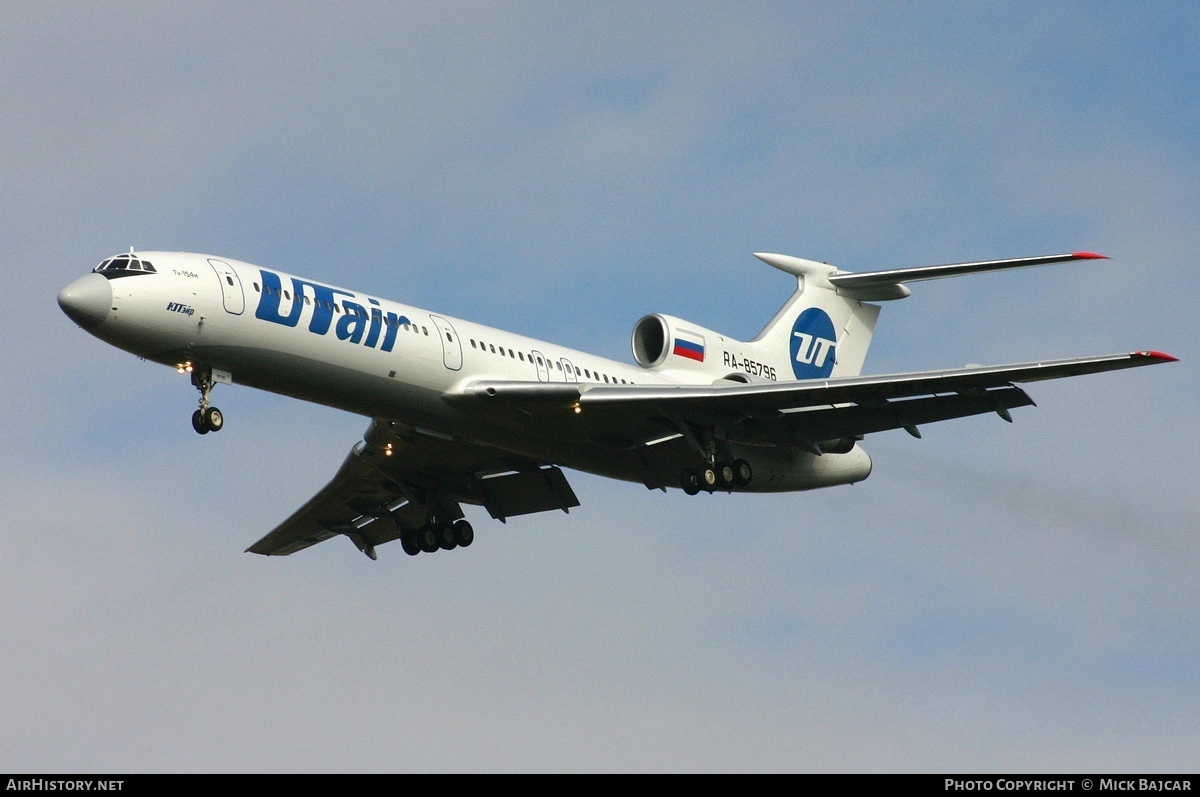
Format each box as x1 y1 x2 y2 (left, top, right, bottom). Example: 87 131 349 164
756 251 1110 301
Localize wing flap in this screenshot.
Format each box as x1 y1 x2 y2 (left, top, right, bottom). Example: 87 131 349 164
783 385 1034 441
476 467 580 521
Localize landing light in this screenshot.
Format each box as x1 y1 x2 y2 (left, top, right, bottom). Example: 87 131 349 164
384 443 394 457
572 404 582 414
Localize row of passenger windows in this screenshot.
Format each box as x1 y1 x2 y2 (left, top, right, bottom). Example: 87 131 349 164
252 282 430 334
469 338 633 384
248 281 627 381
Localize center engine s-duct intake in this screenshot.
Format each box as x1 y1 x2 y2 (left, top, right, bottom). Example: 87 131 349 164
631 314 671 368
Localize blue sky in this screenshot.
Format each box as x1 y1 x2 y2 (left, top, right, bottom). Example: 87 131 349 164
3 2 1197 772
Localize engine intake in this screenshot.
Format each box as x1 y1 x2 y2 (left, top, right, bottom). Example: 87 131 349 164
631 314 671 368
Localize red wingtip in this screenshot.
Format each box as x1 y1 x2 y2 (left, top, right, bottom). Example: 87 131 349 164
1072 251 1109 260
1138 350 1179 362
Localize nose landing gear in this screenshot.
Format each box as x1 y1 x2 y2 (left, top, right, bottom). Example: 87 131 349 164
188 367 224 434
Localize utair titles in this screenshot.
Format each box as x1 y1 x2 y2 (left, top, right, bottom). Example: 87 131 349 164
254 270 412 352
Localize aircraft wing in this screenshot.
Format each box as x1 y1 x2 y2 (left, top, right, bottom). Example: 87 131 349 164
245 419 579 557
463 350 1176 449
574 350 1175 408
244 442 406 557
251 350 1172 556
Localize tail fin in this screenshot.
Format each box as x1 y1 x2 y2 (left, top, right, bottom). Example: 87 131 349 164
750 251 1106 381
751 253 881 379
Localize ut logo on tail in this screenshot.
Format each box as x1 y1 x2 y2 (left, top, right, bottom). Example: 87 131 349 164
790 308 837 378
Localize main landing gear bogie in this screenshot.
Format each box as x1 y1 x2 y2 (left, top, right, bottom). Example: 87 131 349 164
401 519 474 557
680 458 752 495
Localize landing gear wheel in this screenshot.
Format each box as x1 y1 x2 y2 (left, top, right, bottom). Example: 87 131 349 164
435 521 458 550
716 461 735 489
418 525 440 553
453 520 474 547
681 468 701 496
733 458 752 487
700 465 718 492
190 367 223 434
400 531 421 556
203 406 223 433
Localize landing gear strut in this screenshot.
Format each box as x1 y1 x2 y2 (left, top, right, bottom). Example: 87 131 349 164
190 368 223 434
673 421 751 494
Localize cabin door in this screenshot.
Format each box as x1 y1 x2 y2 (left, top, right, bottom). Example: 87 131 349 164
207 259 245 315
429 315 463 371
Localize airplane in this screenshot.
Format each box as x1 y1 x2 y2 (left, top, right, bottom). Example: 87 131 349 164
58 248 1175 560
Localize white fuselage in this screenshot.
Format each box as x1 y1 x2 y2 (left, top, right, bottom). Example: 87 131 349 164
59 251 873 492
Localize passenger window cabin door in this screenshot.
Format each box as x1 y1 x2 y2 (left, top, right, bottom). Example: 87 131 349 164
429 315 463 371
559 357 578 383
207 259 245 315
530 349 550 382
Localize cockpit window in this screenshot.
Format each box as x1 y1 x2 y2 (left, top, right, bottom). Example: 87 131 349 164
93 254 156 273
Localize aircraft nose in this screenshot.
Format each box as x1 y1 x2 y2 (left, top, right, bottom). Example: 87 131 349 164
58 273 113 330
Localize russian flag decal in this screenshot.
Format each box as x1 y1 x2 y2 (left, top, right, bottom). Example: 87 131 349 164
672 331 705 362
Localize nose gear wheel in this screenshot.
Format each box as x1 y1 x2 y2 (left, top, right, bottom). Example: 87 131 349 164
189 367 224 434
